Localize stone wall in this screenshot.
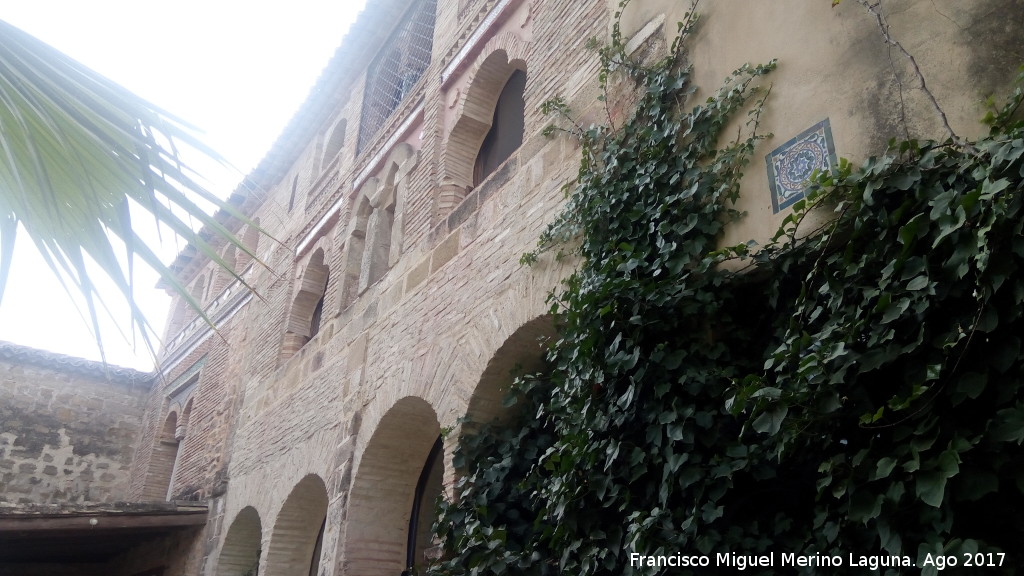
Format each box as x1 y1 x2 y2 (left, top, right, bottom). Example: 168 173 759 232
0 343 148 505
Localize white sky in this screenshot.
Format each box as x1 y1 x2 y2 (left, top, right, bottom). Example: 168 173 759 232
0 1 368 369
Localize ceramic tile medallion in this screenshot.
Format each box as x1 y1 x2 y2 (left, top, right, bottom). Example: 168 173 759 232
765 118 837 213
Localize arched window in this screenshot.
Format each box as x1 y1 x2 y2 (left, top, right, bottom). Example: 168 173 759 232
309 270 328 339
281 249 330 360
167 398 194 500
473 69 526 186
191 274 207 308
141 412 179 501
359 168 399 292
338 197 370 311
321 120 347 172
237 218 261 271
288 175 299 213
405 436 443 575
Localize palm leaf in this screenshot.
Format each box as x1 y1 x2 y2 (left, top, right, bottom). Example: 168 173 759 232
0 19 264 364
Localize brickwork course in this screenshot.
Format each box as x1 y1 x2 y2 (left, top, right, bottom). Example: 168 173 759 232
1 0 1022 574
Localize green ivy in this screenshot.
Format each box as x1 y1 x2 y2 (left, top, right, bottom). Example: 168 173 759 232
431 4 1024 575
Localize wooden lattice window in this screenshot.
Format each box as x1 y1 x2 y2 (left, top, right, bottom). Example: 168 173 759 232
357 0 436 153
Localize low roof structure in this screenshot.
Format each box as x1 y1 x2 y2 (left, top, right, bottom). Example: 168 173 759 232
0 502 207 564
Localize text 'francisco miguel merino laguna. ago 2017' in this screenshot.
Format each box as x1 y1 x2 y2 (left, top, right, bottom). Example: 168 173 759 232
626 551 980 571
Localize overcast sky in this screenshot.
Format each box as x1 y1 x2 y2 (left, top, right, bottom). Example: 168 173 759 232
0 1 368 369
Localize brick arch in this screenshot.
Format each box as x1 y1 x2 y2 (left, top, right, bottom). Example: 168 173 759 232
162 411 178 442
191 273 208 307
321 119 348 172
439 32 529 210
281 248 330 359
425 258 566 426
211 242 238 295
236 218 261 271
338 187 373 311
341 396 442 576
369 144 420 281
215 506 262 576
463 314 555 431
379 143 419 216
177 396 194 436
167 397 195 499
141 411 179 500
265 474 329 576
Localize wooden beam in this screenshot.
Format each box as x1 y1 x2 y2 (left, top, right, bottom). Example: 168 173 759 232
0 511 207 532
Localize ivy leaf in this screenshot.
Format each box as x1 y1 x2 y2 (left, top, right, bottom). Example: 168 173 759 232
752 404 788 435
916 450 960 507
889 168 922 190
906 276 930 291
916 472 947 507
874 457 898 480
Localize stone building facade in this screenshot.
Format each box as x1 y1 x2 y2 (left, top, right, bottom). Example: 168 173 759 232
1 0 1021 574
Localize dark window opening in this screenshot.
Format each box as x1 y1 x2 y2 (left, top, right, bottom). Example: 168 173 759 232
288 176 298 212
309 273 328 339
473 69 526 186
404 436 443 575
307 519 325 576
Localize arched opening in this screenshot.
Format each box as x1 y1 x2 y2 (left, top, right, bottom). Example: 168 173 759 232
464 315 556 431
265 474 329 576
281 249 331 359
212 244 238 296
359 167 400 292
237 218 261 271
338 196 370 311
191 274 207 309
342 397 443 576
288 175 299 213
216 507 262 576
473 69 526 186
321 120 347 172
308 518 326 576
167 397 194 500
406 436 443 575
141 412 179 501
309 276 328 339
440 42 528 213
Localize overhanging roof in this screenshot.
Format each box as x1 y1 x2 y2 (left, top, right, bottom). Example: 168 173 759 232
0 502 207 564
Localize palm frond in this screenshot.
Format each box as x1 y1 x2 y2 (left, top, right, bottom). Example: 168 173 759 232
0 19 264 363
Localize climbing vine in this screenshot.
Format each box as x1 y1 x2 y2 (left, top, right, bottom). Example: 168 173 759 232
431 3 1024 575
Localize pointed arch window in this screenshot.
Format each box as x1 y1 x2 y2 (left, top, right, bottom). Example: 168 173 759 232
473 69 526 186
281 249 331 360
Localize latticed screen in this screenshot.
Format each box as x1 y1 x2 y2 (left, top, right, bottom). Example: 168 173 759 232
357 0 437 153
